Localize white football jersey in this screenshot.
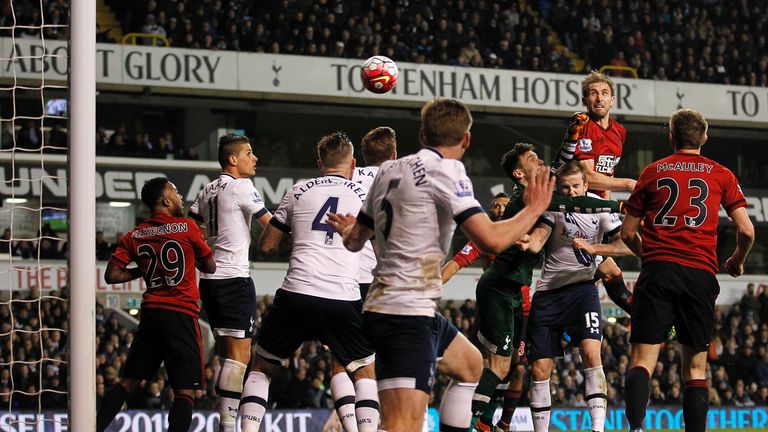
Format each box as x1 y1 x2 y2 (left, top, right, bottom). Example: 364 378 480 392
352 166 380 284
271 174 367 301
537 193 622 292
360 148 483 317
189 174 268 279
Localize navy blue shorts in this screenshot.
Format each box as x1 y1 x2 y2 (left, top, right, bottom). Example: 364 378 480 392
630 261 719 352
527 281 602 362
364 312 436 394
123 308 205 390
200 277 256 339
434 312 459 360
255 289 375 372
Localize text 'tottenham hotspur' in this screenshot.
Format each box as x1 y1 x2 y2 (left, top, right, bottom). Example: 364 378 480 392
656 162 713 173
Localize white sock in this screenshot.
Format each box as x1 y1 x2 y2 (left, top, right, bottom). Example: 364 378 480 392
353 378 379 432
239 371 270 432
530 379 551 432
438 380 477 429
585 366 608 432
331 372 358 432
216 359 246 432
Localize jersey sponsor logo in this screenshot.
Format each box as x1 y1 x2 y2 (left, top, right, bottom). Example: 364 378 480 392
577 138 592 152
454 179 473 197
595 154 620 174
461 244 474 255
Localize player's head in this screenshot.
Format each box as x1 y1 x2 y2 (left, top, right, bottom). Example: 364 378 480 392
317 131 355 178
501 143 543 185
582 70 615 120
141 177 184 217
218 134 257 178
419 98 472 152
668 108 708 150
361 126 397 166
490 192 510 221
555 161 588 197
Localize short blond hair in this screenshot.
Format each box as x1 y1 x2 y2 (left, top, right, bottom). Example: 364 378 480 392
317 131 353 167
582 70 615 97
555 161 587 183
669 108 708 149
419 98 472 147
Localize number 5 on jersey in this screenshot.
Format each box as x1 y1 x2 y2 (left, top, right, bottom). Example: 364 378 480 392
381 179 401 240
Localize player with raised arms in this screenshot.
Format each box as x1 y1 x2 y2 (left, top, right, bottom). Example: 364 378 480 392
327 98 556 431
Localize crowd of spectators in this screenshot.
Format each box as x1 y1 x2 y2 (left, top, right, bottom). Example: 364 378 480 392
0 226 67 260
96 125 198 160
4 281 768 413
94 0 768 87
549 0 768 86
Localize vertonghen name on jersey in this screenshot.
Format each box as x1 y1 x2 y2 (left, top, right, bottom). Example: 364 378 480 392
656 162 714 173
293 177 366 201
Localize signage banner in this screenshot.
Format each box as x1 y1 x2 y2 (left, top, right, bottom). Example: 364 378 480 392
1 407 766 431
2 157 768 226
0 260 762 306
2 38 767 124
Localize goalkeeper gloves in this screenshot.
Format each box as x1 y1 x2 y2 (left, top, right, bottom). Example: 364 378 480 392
565 112 590 142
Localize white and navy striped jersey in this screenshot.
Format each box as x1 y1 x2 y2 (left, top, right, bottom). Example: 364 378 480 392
537 192 622 291
189 174 268 279
270 174 367 301
359 148 484 317
352 166 380 284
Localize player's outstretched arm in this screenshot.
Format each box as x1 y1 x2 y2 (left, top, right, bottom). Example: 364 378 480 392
195 254 217 274
326 213 374 252
549 194 622 213
461 166 555 254
104 262 143 284
524 224 552 254
572 236 635 257
578 159 636 193
258 223 287 255
254 211 273 229
619 213 643 257
725 207 755 277
440 260 461 283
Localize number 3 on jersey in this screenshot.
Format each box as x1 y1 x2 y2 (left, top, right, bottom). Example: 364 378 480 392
312 197 339 245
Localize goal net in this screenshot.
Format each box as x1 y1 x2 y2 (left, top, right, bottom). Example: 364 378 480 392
1 0 95 429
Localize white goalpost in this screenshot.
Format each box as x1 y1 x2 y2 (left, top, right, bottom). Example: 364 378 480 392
68 0 96 430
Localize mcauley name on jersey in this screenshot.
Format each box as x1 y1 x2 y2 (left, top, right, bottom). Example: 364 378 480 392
656 161 714 173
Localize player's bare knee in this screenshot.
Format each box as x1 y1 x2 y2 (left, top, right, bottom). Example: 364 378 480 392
464 347 483 382
530 359 553 381
251 354 281 378
351 363 376 381
488 353 512 379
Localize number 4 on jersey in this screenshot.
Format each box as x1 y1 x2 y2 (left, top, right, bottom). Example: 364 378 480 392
312 197 339 245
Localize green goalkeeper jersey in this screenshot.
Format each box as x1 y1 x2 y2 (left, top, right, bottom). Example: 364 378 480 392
487 183 620 285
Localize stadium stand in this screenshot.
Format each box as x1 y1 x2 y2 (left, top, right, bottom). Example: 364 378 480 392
89 0 768 85
3 288 767 411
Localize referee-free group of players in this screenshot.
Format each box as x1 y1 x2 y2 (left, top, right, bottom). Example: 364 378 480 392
96 71 754 432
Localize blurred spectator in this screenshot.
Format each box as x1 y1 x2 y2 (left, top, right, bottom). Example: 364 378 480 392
96 231 111 260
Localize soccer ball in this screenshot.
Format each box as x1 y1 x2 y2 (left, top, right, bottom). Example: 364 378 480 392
360 56 399 94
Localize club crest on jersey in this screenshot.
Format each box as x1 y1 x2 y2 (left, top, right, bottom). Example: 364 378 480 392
577 138 593 152
454 179 473 197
